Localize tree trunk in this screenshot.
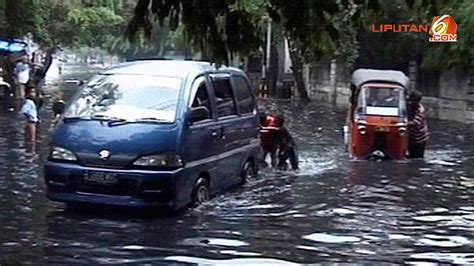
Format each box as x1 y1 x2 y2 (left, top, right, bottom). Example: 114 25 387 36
287 39 310 102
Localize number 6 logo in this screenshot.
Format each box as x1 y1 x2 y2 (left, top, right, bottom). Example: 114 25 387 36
429 15 457 36
431 15 449 34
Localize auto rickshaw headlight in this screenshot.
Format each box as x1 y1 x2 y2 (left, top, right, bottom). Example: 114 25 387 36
357 125 367 135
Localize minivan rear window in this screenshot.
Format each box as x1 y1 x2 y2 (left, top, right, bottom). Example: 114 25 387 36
63 75 182 123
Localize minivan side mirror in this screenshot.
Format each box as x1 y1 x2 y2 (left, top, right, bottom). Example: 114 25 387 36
188 106 209 124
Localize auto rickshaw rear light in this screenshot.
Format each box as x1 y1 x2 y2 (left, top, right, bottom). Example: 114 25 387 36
355 113 366 123
398 127 406 135
357 125 367 135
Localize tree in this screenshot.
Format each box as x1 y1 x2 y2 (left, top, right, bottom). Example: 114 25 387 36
111 20 195 60
64 6 123 49
127 0 365 102
0 0 126 52
354 0 469 70
127 0 263 65
2 0 43 40
423 0 473 68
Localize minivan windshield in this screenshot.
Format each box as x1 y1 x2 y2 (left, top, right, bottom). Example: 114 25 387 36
63 75 182 123
357 86 406 117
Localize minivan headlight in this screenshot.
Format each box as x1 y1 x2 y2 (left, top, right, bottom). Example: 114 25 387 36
133 154 183 168
49 146 77 161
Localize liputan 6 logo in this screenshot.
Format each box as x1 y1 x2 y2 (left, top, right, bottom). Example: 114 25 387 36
429 15 457 42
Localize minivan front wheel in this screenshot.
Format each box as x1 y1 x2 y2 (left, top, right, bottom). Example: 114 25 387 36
241 161 256 184
192 178 210 207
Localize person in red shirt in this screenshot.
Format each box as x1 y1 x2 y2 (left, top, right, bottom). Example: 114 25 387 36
407 90 428 158
259 112 299 170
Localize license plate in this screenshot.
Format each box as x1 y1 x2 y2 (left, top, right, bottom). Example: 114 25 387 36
83 171 118 185
375 126 390 132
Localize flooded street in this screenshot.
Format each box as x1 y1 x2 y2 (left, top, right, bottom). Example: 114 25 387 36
1 69 473 264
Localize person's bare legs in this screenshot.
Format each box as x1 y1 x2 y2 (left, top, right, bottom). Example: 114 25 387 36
25 121 36 142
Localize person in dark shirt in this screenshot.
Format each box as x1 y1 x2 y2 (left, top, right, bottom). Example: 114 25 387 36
52 91 66 124
276 126 299 170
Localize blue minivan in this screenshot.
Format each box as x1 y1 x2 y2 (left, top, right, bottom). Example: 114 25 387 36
44 60 260 210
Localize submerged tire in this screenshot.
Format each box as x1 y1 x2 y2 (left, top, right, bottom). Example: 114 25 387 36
241 160 256 184
192 178 210 207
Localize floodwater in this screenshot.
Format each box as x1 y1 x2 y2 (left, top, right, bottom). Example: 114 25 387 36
0 68 473 264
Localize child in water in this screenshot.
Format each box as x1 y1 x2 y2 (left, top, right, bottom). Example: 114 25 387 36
20 86 39 142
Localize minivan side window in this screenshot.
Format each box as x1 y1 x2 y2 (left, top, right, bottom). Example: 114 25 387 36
210 76 237 118
233 75 255 114
190 77 212 122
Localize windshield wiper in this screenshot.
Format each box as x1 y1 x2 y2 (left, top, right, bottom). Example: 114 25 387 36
89 114 128 126
62 116 87 123
107 117 169 127
90 114 124 121
133 117 169 123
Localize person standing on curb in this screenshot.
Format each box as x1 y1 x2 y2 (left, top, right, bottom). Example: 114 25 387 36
14 56 31 100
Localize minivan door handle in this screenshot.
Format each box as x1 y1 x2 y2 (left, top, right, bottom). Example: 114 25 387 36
210 127 226 139
219 127 226 140
210 127 221 138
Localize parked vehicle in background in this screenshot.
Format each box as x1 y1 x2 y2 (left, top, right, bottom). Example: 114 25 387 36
0 38 28 110
44 60 260 210
345 69 410 160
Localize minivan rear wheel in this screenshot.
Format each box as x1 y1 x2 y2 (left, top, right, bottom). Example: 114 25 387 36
192 178 210 207
241 161 256 184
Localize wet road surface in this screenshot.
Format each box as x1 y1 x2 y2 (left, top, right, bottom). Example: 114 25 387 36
0 69 473 264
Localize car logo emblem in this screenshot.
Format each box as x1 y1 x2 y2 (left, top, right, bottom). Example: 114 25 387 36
99 150 110 160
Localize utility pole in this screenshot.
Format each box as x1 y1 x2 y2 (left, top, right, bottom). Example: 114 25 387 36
260 18 271 98
266 19 272 77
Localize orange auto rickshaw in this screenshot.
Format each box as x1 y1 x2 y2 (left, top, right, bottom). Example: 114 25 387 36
345 69 410 160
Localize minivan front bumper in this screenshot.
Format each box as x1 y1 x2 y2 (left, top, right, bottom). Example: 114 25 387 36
44 161 183 209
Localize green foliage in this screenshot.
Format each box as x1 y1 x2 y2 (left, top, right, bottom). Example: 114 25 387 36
3 0 39 39
111 21 195 59
34 1 70 47
127 0 372 65
423 0 474 68
65 6 123 48
3 0 470 70
128 0 265 65
355 0 470 69
1 0 126 51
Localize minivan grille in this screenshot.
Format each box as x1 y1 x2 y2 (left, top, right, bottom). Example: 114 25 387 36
71 177 138 196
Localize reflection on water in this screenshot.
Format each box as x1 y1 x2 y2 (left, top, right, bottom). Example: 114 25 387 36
0 77 473 264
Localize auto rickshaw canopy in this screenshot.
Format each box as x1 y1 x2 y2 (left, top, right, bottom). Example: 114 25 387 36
0 38 27 54
351 69 410 89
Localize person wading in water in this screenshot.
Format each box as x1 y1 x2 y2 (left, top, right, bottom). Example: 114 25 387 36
407 90 428 158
